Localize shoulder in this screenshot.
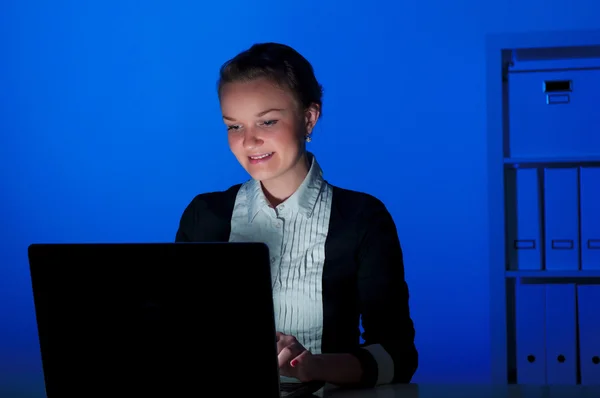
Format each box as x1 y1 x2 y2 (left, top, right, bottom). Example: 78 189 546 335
330 184 389 219
184 183 243 213
179 183 243 224
175 183 243 242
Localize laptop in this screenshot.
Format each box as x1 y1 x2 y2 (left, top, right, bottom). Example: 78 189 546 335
27 242 324 398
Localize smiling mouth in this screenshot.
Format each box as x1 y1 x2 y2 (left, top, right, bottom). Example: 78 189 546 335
249 152 274 160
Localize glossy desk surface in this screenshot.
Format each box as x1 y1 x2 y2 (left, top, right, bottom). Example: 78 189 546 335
2 383 600 397
320 384 600 398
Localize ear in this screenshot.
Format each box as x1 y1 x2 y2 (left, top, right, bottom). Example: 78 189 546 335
304 103 320 135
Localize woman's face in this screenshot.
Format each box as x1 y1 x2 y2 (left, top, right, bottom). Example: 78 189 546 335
220 78 317 185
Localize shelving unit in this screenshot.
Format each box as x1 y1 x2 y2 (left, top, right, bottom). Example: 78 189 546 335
486 30 600 385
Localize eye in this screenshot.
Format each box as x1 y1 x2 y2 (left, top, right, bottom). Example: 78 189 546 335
261 120 278 127
227 124 241 131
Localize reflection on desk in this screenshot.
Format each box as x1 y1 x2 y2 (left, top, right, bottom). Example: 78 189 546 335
320 384 600 398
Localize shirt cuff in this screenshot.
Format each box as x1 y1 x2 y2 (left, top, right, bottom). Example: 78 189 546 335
349 344 395 387
363 344 395 385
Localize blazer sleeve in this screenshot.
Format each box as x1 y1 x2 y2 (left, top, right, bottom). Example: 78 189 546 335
351 196 418 387
175 197 202 242
174 185 240 243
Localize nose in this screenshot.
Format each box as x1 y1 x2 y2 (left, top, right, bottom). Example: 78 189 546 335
242 127 263 151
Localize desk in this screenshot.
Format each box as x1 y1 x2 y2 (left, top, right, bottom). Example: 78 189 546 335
2 383 600 397
320 384 600 398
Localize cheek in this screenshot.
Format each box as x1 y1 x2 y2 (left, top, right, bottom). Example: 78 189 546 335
227 132 240 145
274 126 303 148
227 135 242 153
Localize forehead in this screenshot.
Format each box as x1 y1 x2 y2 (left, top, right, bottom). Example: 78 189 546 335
219 78 297 112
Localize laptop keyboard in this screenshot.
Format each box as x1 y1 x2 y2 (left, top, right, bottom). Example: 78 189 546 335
280 380 325 397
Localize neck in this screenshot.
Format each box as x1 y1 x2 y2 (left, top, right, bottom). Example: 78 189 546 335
261 153 310 207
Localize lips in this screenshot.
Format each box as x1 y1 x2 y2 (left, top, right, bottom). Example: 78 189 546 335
249 152 273 160
248 152 274 164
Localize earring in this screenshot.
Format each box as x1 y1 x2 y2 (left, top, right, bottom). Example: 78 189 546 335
305 134 312 143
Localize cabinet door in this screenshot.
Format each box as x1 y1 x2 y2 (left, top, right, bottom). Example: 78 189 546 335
515 283 546 384
508 68 600 158
545 284 577 385
578 285 600 385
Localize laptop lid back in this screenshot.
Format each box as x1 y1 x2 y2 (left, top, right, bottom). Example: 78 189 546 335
27 242 280 397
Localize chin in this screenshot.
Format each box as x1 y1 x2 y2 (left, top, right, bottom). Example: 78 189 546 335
246 169 279 182
239 158 276 181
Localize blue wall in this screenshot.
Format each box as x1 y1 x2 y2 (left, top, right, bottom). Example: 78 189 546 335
1 0 600 395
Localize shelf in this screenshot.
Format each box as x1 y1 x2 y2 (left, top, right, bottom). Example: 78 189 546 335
487 29 600 385
507 45 600 73
504 270 600 279
504 156 600 167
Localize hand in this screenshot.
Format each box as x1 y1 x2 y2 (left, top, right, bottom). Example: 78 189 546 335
276 332 320 382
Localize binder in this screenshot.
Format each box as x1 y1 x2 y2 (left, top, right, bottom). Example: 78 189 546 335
545 284 577 385
544 168 579 270
577 285 600 385
506 168 542 270
515 283 546 384
580 167 600 270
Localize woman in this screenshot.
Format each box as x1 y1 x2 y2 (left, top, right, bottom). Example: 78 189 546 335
175 42 417 388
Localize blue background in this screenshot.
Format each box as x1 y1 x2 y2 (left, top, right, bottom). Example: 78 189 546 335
1 0 600 395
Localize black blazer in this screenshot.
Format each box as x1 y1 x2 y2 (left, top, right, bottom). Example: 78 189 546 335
175 183 418 387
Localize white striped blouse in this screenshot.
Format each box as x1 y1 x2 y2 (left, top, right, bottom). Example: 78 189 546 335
228 153 333 355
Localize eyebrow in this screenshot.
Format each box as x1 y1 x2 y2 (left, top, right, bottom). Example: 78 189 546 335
222 108 285 121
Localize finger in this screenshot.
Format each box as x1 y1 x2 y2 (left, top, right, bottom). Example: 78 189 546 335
278 346 295 368
290 350 311 368
287 341 306 358
276 332 285 341
278 343 306 368
276 334 297 354
276 337 290 354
